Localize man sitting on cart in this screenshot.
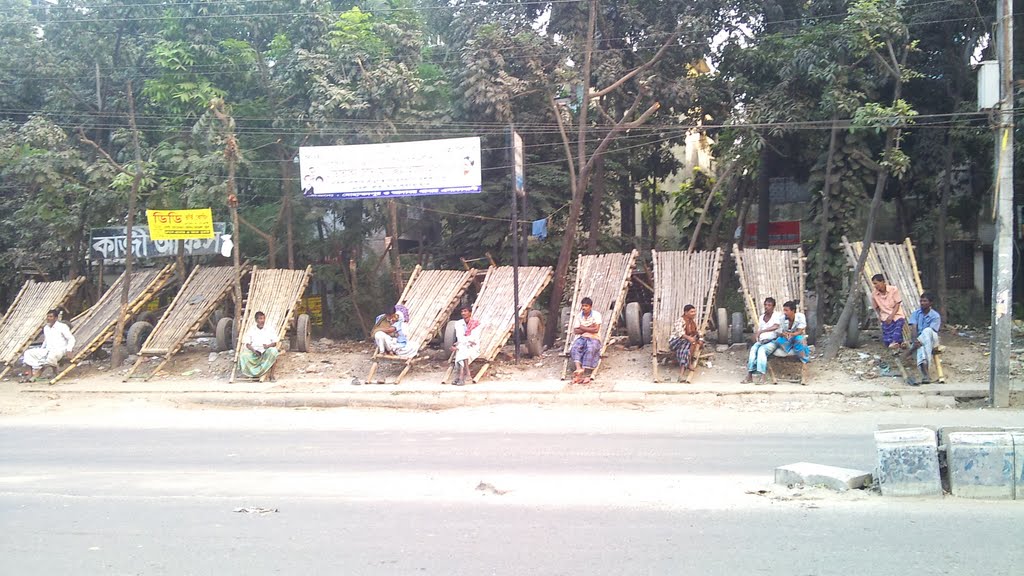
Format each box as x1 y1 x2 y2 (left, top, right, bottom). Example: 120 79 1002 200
237 311 281 381
569 297 601 384
371 305 415 358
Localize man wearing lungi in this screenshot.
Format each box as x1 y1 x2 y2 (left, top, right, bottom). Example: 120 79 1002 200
237 311 282 381
569 297 602 384
22 308 75 382
871 274 905 351
907 293 941 384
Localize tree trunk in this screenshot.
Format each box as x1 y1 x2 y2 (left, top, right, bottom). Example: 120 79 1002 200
936 127 953 322
822 129 897 359
687 163 734 253
282 155 296 270
619 174 636 238
387 199 403 295
585 152 606 253
756 143 772 248
111 83 141 368
816 113 841 337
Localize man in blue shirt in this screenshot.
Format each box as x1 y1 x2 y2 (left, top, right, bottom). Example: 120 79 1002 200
907 292 941 384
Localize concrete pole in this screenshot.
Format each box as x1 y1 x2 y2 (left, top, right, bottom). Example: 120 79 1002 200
990 0 1013 407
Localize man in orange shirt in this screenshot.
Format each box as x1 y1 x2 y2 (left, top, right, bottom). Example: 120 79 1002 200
871 274 905 351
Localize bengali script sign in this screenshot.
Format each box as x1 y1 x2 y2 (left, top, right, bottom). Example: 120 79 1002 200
146 208 215 240
299 137 482 200
90 223 227 262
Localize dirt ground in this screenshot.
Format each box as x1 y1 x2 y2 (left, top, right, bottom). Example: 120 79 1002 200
17 321 1020 390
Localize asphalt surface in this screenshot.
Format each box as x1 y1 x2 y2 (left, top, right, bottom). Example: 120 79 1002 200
1 408 1022 575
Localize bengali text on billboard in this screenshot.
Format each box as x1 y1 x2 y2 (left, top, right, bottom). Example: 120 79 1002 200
299 137 481 200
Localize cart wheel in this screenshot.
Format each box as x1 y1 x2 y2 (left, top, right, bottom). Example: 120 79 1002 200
625 302 642 345
641 312 653 346
215 317 235 352
526 316 544 357
443 320 457 353
136 311 157 326
844 309 860 349
126 321 153 355
731 312 744 345
294 314 311 353
716 307 729 344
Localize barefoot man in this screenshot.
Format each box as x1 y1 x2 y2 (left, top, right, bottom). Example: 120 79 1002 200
569 297 601 384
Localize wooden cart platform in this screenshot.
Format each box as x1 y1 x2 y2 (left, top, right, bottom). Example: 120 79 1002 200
841 236 945 383
230 266 313 383
366 266 475 384
125 265 247 381
560 250 638 379
650 248 723 382
733 245 806 383
49 265 177 385
0 277 86 380
442 265 553 384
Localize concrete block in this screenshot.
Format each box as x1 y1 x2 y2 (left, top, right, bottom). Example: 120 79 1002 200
774 462 872 492
1012 431 1024 500
937 426 1007 449
947 432 1015 500
874 427 942 497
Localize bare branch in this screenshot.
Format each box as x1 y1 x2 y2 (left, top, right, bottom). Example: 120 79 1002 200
76 128 129 175
593 24 682 98
548 94 578 192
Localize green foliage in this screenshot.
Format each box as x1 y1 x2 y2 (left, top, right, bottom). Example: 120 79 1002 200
669 168 716 233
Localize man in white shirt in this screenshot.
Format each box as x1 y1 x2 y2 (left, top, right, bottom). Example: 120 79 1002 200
22 308 75 381
237 311 282 380
569 297 602 383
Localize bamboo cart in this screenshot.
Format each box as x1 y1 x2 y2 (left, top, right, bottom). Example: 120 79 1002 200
442 265 553 384
560 250 638 379
365 266 475 384
841 236 945 383
230 266 313 383
733 245 807 383
124 265 247 381
0 277 86 380
49 265 177 385
650 248 724 382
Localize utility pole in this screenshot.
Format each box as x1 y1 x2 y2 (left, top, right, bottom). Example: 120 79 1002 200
990 0 1013 407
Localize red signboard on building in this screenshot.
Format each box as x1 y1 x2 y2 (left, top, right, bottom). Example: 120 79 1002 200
744 220 801 248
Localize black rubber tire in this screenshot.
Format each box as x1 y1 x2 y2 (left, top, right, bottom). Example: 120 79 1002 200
294 314 311 353
136 310 158 326
126 321 153 355
731 312 744 345
641 312 653 346
443 320 457 353
526 316 544 357
844 309 861 349
215 317 235 352
625 302 642 345
716 307 729 344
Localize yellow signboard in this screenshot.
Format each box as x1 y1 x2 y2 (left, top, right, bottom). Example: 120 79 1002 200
296 296 324 326
146 208 215 240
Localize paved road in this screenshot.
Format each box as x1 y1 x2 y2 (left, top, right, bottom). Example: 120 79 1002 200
1 406 1021 575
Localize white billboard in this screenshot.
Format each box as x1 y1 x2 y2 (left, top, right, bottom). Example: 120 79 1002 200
299 137 481 200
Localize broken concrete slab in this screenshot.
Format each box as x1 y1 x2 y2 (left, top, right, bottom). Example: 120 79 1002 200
875 427 942 497
774 462 872 491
